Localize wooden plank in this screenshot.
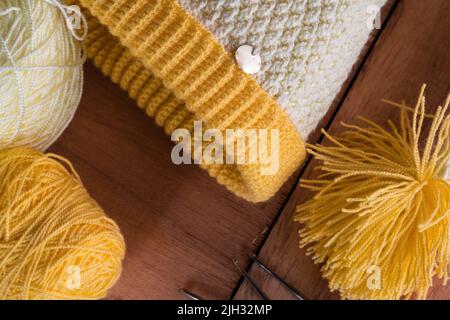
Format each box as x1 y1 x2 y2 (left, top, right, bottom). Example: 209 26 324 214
47 0 391 300
48 62 298 299
234 0 450 300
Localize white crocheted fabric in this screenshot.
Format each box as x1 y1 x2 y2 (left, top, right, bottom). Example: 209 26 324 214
179 0 387 139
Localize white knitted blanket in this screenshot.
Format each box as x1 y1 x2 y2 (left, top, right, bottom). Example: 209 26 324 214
179 0 387 139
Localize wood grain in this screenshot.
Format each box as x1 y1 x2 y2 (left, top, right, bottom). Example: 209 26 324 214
234 0 450 300
44 0 442 300
46 0 393 300
48 61 301 299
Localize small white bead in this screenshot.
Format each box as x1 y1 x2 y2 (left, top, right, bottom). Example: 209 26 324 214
235 45 261 75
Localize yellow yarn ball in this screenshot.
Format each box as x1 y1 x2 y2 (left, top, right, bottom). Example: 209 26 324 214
0 147 125 300
296 86 450 299
0 0 84 151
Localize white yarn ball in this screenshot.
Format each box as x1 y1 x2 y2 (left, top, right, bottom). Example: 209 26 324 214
0 0 84 151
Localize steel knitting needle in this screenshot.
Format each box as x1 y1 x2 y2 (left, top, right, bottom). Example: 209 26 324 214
179 288 204 300
249 253 306 300
233 258 269 300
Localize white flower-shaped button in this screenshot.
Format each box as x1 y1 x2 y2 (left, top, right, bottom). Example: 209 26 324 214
235 45 261 75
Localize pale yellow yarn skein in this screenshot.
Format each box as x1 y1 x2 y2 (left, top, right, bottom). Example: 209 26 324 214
0 0 85 151
0 147 125 300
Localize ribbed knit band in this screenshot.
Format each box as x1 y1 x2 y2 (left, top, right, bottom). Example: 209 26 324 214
76 0 305 202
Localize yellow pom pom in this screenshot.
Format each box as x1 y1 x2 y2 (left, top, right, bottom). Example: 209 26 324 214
296 86 450 300
0 0 85 150
0 147 125 300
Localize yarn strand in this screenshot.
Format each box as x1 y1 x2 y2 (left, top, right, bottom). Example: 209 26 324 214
296 85 450 299
0 0 85 151
43 0 88 41
0 7 20 16
0 148 125 300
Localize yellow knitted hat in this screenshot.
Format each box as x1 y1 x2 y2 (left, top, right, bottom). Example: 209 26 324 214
71 0 305 202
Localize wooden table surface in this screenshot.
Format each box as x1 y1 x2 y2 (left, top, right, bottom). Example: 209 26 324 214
48 0 450 300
